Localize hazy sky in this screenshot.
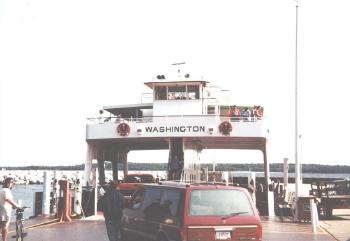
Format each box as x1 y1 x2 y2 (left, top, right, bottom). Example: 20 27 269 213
1 0 349 166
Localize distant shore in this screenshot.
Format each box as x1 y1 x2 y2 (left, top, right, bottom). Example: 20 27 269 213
1 162 350 173
1 169 349 185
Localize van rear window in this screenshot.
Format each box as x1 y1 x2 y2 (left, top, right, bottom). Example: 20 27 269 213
125 175 154 183
189 190 254 216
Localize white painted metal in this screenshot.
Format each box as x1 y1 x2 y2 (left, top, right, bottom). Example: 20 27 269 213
87 117 265 140
92 161 98 216
294 0 302 221
42 171 51 215
153 100 203 116
310 198 319 232
83 143 94 186
74 171 82 215
268 191 275 217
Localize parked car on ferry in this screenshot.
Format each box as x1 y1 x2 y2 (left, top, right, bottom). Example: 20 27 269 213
121 182 262 241
118 173 157 197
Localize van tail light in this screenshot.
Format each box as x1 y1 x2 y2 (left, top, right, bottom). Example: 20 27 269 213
257 224 263 241
179 226 188 241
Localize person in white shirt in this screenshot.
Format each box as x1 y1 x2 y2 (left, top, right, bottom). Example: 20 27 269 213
0 178 21 241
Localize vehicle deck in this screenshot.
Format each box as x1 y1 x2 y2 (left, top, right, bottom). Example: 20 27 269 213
9 211 350 241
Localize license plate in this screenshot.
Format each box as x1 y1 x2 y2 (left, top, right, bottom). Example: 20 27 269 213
215 231 231 240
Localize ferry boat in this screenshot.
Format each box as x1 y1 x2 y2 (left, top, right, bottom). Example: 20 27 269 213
83 65 273 215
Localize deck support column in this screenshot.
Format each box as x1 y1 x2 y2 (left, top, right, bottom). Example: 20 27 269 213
83 143 97 186
119 149 129 179
168 138 184 180
111 150 119 182
97 148 106 186
262 141 275 217
123 152 128 178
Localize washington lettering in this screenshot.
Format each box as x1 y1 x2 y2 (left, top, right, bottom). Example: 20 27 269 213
145 126 205 133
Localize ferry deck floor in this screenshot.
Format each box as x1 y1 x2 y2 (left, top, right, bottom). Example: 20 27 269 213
8 210 350 241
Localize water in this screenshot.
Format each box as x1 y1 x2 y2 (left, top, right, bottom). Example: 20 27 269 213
0 184 43 220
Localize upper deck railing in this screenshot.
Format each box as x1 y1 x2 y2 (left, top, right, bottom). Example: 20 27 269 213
87 115 264 124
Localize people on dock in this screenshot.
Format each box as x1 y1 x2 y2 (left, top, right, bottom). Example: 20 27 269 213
241 107 251 122
0 178 22 241
169 155 182 180
99 181 125 241
228 105 241 122
254 105 263 120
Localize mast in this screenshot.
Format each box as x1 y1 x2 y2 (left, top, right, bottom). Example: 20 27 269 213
294 0 302 198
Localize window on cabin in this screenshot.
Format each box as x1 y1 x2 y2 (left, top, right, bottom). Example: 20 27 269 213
155 86 167 100
187 85 199 99
168 86 186 100
220 106 230 116
207 105 216 114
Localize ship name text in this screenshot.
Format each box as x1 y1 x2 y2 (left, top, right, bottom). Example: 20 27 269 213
145 125 205 133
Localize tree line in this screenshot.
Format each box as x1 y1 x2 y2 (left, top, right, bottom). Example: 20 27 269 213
1 163 350 173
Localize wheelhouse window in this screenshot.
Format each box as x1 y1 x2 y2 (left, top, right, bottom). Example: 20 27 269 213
168 86 186 100
155 86 167 100
187 85 199 99
154 84 201 101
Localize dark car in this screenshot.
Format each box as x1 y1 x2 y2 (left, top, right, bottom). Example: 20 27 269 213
121 181 262 241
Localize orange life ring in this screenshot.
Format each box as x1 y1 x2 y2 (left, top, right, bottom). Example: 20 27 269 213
219 121 232 135
117 123 130 136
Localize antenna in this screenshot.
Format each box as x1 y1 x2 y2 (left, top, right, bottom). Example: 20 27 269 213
172 62 186 66
172 62 186 76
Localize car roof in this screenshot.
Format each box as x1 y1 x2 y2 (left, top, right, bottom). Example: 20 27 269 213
144 182 248 192
126 173 154 176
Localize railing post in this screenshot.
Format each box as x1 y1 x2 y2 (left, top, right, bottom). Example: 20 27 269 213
310 198 319 232
42 171 51 216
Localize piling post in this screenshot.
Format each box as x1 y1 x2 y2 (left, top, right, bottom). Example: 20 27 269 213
58 180 72 222
92 160 98 216
42 171 51 216
73 171 83 215
52 171 60 216
310 198 319 232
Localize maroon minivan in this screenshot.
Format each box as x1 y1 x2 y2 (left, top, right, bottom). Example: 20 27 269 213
121 182 262 241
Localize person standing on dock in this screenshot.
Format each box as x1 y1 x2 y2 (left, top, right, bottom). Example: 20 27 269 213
100 180 125 241
169 155 181 180
0 178 22 241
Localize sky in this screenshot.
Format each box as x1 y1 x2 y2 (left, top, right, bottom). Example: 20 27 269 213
1 0 350 167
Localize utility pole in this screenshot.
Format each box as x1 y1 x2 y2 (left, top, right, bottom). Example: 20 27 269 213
294 0 302 221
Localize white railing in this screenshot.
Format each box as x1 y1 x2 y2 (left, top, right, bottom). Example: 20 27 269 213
87 115 264 125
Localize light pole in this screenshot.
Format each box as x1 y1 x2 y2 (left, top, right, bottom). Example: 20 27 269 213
294 0 303 221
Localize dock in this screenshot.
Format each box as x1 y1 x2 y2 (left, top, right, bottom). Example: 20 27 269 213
8 210 350 241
